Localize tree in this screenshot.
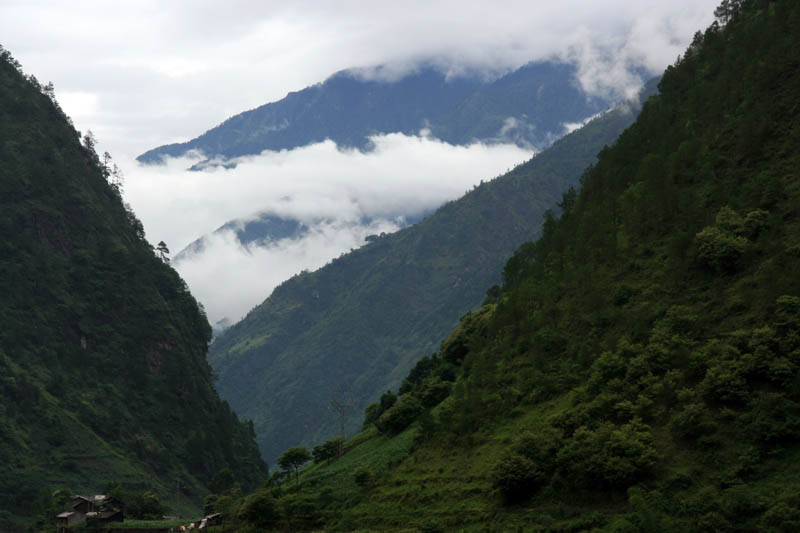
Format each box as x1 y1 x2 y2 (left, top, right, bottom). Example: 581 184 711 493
312 436 343 464
238 488 279 529
377 395 423 435
100 151 125 193
156 241 170 263
278 446 311 485
208 467 236 494
81 129 98 161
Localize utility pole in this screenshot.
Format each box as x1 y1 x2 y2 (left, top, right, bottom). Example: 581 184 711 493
175 478 180 517
329 385 355 453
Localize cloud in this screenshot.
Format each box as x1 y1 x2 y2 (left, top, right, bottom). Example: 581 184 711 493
122 133 532 323
176 219 402 326
1 0 719 325
0 1 718 160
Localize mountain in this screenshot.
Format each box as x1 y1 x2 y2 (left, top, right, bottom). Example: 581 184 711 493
174 214 309 263
0 47 267 529
173 210 430 264
136 61 617 165
229 1 800 530
207 79 656 464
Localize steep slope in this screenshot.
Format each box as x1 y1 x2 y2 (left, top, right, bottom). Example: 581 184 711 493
274 1 800 530
0 48 267 529
136 61 614 165
208 81 655 464
430 61 607 146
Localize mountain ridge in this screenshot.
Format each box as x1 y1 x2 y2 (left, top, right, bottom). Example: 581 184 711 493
136 60 620 165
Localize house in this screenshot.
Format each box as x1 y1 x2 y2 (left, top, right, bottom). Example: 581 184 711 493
57 494 125 531
100 508 124 524
56 511 82 529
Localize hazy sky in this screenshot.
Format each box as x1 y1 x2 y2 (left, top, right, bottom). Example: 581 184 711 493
1 1 717 159
0 1 719 324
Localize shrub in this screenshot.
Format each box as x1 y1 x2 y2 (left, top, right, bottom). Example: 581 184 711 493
377 396 424 435
670 402 717 440
238 488 278 529
312 436 343 464
760 501 800 532
695 226 748 273
418 376 451 408
557 419 659 489
491 453 544 503
515 426 563 473
742 208 769 239
612 284 634 306
363 390 398 428
353 464 373 487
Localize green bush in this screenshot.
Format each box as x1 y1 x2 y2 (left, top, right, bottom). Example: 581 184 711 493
491 453 544 503
363 390 398 428
353 464 373 487
612 284 634 306
669 402 717 440
377 396 424 435
515 426 563 473
557 419 659 489
312 436 343 464
760 501 800 532
238 488 279 530
695 225 748 273
418 376 452 408
742 208 769 239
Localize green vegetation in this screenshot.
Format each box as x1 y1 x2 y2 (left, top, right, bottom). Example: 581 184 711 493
0 46 267 529
220 0 800 529
278 447 312 485
209 82 652 464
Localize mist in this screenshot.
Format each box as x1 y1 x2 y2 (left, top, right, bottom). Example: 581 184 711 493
123 133 533 324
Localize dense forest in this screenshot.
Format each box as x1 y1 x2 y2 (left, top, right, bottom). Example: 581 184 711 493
208 80 654 465
0 47 267 530
200 0 800 530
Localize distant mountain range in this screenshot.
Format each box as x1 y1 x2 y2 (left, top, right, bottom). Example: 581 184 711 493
137 61 626 165
208 79 659 464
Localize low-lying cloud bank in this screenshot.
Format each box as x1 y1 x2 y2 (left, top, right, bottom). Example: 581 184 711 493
123 133 533 325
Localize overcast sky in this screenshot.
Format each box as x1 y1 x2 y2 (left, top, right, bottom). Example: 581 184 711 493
1 1 719 324
1 1 717 159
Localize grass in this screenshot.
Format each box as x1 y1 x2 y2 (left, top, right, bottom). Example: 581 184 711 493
105 517 203 529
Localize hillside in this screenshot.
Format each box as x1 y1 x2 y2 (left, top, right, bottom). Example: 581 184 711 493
207 80 655 465
237 1 800 530
136 61 615 165
0 48 267 529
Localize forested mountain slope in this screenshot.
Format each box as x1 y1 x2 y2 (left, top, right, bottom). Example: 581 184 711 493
0 48 267 529
137 61 614 165
271 1 800 530
208 80 655 464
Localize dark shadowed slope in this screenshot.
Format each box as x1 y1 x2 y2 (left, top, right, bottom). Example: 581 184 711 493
0 47 266 529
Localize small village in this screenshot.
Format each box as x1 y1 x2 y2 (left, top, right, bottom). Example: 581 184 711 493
56 494 221 532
